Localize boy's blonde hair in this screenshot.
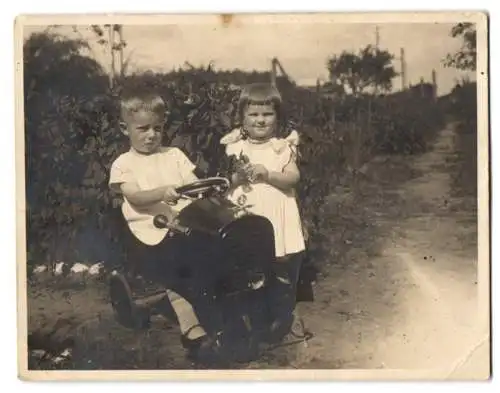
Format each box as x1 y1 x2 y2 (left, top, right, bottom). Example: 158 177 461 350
119 87 167 122
237 83 284 128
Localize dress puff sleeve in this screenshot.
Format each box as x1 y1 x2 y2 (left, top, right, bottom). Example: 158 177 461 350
271 130 300 172
221 128 244 157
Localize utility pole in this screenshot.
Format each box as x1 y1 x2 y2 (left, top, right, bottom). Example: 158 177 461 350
109 25 115 88
400 47 407 90
107 24 126 85
431 69 437 101
117 25 124 77
373 25 380 96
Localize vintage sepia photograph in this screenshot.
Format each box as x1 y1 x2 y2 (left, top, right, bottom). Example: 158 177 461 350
15 12 489 380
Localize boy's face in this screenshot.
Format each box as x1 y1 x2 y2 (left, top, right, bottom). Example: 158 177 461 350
243 104 277 140
121 110 165 154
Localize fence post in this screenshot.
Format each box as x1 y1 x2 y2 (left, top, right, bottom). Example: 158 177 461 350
271 59 277 87
431 69 437 102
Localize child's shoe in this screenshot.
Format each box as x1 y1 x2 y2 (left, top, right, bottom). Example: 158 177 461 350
264 315 294 344
264 310 312 346
181 332 223 366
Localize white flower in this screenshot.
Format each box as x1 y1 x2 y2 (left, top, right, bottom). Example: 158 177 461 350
31 349 47 359
89 262 104 275
33 265 48 274
54 262 65 275
71 263 89 273
52 348 72 364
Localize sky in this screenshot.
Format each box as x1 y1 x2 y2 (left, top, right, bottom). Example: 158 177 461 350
23 18 476 96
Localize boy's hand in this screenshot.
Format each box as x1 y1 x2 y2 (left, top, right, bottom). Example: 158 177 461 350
163 185 180 204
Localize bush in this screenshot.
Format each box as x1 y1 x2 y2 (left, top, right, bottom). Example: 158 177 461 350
23 32 445 269
448 81 477 131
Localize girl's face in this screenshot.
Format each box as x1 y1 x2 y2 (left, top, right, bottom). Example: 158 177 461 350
242 103 277 141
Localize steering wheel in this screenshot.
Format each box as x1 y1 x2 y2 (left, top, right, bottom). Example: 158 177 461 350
174 177 230 200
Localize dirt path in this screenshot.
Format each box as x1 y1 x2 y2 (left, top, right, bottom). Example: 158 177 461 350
266 123 487 377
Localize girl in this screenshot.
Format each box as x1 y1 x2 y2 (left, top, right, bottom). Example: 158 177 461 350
220 83 307 342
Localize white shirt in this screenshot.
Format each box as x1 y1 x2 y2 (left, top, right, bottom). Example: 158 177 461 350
109 147 196 245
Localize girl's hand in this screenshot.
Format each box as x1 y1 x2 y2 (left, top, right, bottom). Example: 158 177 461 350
249 164 269 183
234 162 252 181
163 185 181 204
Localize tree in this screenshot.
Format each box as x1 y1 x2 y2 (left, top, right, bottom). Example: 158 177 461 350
24 32 106 99
443 22 476 71
24 31 116 264
326 45 398 96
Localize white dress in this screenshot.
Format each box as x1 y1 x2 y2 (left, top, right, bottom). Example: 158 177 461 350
225 137 306 258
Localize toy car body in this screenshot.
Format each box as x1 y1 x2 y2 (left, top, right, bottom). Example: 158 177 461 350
107 177 276 331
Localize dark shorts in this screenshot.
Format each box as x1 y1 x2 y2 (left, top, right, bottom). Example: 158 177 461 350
126 231 219 303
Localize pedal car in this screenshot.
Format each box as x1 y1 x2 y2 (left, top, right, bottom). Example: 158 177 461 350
107 177 276 335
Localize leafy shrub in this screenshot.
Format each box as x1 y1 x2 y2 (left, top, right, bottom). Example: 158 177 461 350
23 32 445 269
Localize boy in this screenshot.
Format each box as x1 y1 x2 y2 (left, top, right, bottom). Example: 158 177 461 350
108 86 218 362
